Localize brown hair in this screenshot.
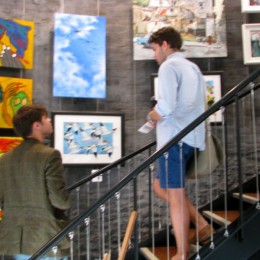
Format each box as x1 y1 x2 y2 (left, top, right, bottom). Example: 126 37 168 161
148 27 182 50
12 104 48 138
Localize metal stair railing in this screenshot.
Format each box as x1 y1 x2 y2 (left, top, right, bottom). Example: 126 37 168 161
28 68 260 259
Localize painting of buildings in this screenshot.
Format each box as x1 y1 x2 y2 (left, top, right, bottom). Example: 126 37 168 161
0 18 34 69
133 0 227 60
53 13 106 98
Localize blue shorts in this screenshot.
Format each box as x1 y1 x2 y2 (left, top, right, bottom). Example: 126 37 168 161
157 142 194 189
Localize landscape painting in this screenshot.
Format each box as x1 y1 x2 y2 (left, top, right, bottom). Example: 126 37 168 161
53 13 106 98
133 0 227 60
0 77 33 128
0 18 34 69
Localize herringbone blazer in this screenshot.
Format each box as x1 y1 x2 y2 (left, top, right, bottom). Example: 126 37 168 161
0 138 72 257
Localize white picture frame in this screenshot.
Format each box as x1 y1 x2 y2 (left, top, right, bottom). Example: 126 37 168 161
203 72 223 123
242 23 260 65
241 0 260 13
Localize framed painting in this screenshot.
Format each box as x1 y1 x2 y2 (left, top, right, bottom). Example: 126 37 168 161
150 72 223 122
0 77 33 128
241 0 260 13
53 13 106 98
242 23 260 65
133 0 227 60
0 136 23 157
0 18 34 69
150 73 158 101
52 112 124 165
203 71 223 123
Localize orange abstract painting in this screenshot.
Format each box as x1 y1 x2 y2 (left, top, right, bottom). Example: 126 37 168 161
0 136 23 157
0 18 34 69
0 77 33 128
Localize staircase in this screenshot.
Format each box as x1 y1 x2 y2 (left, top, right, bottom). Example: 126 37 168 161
139 175 260 260
26 69 260 260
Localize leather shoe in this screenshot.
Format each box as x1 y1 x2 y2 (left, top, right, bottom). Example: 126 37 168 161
189 224 215 245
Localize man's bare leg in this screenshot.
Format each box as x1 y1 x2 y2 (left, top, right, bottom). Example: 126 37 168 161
168 188 190 260
153 179 209 235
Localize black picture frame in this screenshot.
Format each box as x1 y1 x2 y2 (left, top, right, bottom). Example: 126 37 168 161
52 111 124 166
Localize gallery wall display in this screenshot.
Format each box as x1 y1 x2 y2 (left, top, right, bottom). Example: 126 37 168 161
0 136 23 157
0 18 35 69
241 0 260 13
242 23 260 65
0 77 33 128
133 0 227 60
53 13 106 99
52 112 124 165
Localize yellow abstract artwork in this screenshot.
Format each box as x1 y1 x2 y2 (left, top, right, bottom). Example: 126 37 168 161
0 77 33 128
0 18 35 69
0 136 23 157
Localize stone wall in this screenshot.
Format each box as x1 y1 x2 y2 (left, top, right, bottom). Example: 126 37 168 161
0 0 259 160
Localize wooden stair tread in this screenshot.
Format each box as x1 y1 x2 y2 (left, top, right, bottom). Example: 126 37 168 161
203 210 240 226
140 246 176 260
233 192 259 204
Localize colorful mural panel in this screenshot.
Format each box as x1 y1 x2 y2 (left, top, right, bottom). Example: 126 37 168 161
0 18 34 69
53 13 106 98
0 77 33 128
0 136 23 157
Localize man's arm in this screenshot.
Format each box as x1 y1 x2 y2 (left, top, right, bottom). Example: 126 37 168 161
148 108 162 122
45 150 72 211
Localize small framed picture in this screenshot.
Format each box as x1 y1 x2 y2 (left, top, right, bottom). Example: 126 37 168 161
241 0 260 13
242 23 260 65
203 72 223 123
52 111 124 165
150 73 159 100
150 72 223 122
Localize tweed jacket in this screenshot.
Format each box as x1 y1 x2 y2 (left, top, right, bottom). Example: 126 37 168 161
0 138 72 257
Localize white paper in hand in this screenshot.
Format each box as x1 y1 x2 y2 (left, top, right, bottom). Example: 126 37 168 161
138 121 155 134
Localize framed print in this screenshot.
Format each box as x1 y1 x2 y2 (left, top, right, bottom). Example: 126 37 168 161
242 24 260 65
241 0 260 13
52 112 124 165
151 73 158 100
203 72 223 123
133 0 227 60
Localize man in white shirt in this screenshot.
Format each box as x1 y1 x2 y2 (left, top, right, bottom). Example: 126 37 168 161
148 27 212 260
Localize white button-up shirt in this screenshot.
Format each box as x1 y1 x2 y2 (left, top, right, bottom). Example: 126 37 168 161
155 52 205 150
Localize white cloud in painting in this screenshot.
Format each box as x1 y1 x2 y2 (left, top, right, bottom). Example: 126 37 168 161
53 13 106 98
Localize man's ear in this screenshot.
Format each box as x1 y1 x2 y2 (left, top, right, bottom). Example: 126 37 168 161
32 121 41 131
162 40 168 48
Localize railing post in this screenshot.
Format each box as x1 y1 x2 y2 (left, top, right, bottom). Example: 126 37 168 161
235 95 244 241
133 177 139 260
148 146 153 239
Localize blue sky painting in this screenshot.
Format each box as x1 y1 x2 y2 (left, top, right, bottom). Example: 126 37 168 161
53 13 106 98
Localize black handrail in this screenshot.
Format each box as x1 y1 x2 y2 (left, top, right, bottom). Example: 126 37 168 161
67 140 156 192
29 68 260 259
